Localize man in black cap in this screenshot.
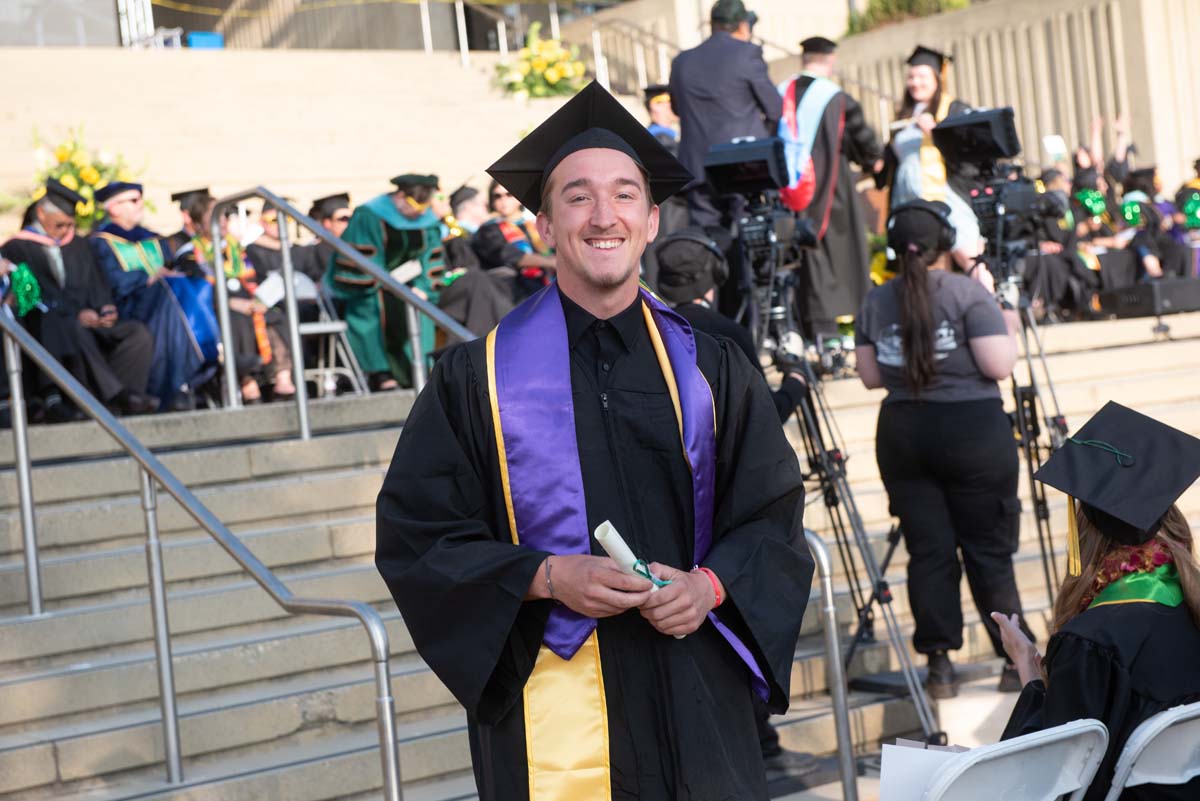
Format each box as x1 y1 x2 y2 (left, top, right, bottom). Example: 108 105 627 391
778 35 883 344
327 174 446 390
1 179 157 419
670 0 782 229
376 82 813 801
995 401 1200 801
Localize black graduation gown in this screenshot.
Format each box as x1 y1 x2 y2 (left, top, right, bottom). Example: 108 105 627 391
377 292 812 801
1002 602 1200 801
793 77 883 337
1 236 152 402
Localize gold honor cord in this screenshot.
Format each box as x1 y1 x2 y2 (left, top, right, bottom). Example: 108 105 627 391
152 0 538 16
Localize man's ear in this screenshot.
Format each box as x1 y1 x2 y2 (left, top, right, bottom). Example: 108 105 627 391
535 210 555 250
646 204 661 245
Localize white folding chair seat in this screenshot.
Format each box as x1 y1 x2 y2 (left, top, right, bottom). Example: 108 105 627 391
299 287 367 397
1102 700 1200 801
923 719 1109 801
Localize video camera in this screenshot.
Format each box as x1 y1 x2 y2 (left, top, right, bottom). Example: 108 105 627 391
703 137 817 282
932 108 1064 290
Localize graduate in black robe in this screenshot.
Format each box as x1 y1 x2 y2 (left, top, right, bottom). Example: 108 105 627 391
782 37 883 341
993 402 1200 801
376 83 814 801
1 180 157 417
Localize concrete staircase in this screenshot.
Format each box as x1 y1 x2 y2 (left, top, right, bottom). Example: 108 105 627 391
1 312 1198 800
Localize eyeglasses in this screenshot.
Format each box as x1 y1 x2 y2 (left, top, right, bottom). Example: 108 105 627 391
331 214 352 224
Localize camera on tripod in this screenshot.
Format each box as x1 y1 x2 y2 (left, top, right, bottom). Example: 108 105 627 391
703 137 817 281
932 108 1064 296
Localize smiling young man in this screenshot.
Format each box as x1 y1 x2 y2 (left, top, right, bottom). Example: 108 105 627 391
376 83 813 801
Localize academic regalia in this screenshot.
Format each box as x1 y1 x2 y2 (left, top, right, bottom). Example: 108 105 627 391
779 68 882 338
326 192 444 386
434 222 514 337
89 221 210 408
1 229 152 403
471 216 553 301
1003 402 1200 801
376 82 811 801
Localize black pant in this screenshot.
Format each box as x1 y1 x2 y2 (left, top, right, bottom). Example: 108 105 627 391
876 398 1031 659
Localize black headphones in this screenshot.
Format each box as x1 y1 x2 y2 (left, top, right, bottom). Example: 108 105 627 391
654 227 730 286
886 199 956 254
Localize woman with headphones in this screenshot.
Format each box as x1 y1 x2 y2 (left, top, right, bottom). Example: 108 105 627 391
855 199 1033 698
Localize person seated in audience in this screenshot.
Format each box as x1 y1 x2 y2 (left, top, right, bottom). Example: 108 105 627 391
994 402 1200 801
1120 197 1191 280
89 181 213 410
173 192 295 404
1023 169 1098 320
1124 166 1194 276
327 173 446 390
293 193 352 283
1 179 158 420
471 179 556 300
1175 159 1200 276
431 186 514 335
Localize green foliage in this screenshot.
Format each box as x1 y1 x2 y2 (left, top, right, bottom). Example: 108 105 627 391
847 0 971 34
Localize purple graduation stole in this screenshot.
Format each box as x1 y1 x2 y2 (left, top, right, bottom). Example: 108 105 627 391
484 283 766 801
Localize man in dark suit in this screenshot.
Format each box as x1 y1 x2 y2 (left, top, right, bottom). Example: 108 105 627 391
670 0 783 229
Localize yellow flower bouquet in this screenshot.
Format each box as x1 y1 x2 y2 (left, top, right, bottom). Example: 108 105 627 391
29 127 141 232
495 22 587 99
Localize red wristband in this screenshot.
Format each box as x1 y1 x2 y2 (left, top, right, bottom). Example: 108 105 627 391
694 566 723 608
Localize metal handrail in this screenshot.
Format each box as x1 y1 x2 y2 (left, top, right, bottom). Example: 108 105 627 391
209 187 474 431
0 310 403 801
805 528 858 801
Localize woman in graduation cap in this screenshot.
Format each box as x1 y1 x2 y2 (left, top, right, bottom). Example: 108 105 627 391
877 45 983 272
993 401 1200 801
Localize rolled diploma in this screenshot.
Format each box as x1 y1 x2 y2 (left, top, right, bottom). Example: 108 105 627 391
594 520 660 593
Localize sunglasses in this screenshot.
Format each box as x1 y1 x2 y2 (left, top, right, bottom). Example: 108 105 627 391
331 214 352 224
492 191 513 200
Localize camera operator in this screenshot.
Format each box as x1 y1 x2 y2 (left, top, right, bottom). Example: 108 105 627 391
854 199 1033 699
670 0 782 230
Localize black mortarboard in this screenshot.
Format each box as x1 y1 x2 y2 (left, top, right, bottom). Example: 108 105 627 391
390 174 439 189
801 36 837 55
486 81 694 215
43 178 84 216
95 181 143 204
643 84 671 108
171 187 212 205
309 192 350 220
1034 402 1200 560
907 45 949 71
710 0 750 24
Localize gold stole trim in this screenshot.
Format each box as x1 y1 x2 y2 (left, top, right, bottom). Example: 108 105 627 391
486 326 612 801
918 94 955 202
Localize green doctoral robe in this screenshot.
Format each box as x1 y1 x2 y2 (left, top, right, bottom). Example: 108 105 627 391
326 193 444 386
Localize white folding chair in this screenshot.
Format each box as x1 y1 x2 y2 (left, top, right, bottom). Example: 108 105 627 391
923 719 1109 801
298 279 367 397
1102 700 1200 801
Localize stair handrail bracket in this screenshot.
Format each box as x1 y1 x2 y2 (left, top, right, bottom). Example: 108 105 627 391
0 309 403 801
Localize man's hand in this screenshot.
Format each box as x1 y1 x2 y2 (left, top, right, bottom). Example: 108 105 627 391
916 112 937 135
638 563 720 637
99 305 118 328
78 309 102 328
528 555 653 618
871 158 884 175
1038 241 1064 255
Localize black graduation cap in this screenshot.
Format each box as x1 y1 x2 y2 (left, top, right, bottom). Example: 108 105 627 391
170 187 212 205
94 181 143 204
800 36 837 55
309 192 351 221
907 45 950 71
43 178 84 216
390 174 438 189
643 84 671 108
1034 402 1200 561
486 81 694 215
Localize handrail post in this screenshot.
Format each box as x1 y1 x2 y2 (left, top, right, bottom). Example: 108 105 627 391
454 0 469 68
418 0 433 54
404 303 427 392
141 469 183 784
273 206 312 441
374 657 403 801
497 18 508 58
4 330 42 616
592 26 609 90
209 215 241 409
548 0 560 40
805 529 858 801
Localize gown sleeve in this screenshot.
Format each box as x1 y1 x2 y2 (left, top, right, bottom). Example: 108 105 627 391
88 237 149 309
701 339 812 712
331 209 385 287
375 345 552 723
842 93 883 169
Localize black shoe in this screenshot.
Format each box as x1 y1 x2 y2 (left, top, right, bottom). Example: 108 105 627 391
116 390 160 415
169 390 197 413
762 748 819 778
997 662 1022 692
926 651 959 699
44 397 84 424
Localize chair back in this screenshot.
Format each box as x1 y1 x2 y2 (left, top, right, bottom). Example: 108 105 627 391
923 719 1108 801
1102 700 1200 801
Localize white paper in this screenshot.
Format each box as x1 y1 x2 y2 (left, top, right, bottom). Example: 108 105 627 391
254 272 285 309
1043 134 1068 161
879 743 959 801
391 260 422 284
594 521 658 594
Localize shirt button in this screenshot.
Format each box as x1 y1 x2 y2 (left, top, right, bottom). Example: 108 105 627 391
602 361 611 372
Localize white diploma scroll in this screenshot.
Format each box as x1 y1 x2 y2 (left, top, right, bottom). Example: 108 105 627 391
593 520 659 593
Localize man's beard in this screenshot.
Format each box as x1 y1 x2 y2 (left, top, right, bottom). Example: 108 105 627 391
581 260 640 290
